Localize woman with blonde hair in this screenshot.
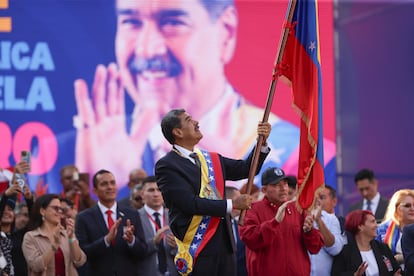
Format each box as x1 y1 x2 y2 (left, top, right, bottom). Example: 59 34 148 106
376 189 414 266
22 194 86 276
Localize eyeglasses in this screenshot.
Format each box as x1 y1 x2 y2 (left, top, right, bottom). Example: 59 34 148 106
48 205 64 212
399 203 414 209
133 197 143 202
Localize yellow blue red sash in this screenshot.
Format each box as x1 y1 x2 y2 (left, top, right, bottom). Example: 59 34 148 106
174 149 224 275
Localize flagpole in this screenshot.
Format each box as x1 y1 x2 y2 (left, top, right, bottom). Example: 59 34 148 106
238 0 298 226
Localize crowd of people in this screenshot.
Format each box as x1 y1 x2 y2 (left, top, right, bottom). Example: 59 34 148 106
0 108 413 276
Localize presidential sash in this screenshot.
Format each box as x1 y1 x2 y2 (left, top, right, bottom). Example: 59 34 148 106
174 149 225 275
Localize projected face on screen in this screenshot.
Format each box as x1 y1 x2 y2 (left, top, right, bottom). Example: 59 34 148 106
115 0 237 111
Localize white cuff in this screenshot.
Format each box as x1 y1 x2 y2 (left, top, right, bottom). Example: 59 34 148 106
226 199 233 214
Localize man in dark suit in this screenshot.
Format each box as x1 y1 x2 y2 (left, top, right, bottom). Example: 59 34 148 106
75 169 147 276
348 168 389 222
155 108 271 276
225 186 248 276
138 176 178 276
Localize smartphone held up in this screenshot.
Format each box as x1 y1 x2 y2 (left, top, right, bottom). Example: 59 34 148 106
21 150 31 170
14 150 31 190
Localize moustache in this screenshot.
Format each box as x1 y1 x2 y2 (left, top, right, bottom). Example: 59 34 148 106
128 53 182 77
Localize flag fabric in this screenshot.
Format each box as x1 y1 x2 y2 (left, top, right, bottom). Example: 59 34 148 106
0 167 13 194
278 0 325 210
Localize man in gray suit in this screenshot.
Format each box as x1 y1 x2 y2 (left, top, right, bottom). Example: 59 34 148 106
138 176 178 276
348 168 389 222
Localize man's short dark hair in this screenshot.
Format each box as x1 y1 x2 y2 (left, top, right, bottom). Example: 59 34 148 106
142 175 157 188
324 185 337 199
200 0 234 21
92 169 112 188
161 108 186 145
354 168 375 184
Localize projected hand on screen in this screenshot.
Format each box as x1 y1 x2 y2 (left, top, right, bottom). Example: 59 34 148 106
74 62 156 185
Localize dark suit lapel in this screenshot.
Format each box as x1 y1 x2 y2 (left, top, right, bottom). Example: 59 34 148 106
170 151 201 192
116 207 128 243
92 205 109 237
371 241 388 275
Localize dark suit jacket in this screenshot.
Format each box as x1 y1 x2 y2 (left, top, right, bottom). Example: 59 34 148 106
137 207 178 276
348 196 389 222
331 236 400 276
75 204 147 276
155 147 269 255
233 219 248 276
402 223 414 276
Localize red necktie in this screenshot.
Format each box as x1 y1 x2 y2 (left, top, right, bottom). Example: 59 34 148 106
106 210 114 229
106 210 115 245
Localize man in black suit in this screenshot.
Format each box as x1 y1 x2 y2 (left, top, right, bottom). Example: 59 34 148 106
225 186 248 276
348 168 389 222
155 108 271 276
75 169 147 276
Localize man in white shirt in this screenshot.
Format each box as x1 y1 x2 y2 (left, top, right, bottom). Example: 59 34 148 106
75 169 147 275
348 168 389 222
310 185 345 276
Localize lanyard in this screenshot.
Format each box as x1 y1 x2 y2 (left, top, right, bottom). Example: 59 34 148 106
146 211 166 232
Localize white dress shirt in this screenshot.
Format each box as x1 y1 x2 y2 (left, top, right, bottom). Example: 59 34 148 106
310 210 345 276
364 192 381 214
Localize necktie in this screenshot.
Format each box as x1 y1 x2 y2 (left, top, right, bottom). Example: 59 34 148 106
106 210 114 229
366 200 372 211
232 219 238 247
189 152 201 168
154 212 167 273
106 210 115 245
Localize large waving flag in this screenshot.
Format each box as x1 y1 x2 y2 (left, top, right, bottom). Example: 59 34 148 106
278 0 325 210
